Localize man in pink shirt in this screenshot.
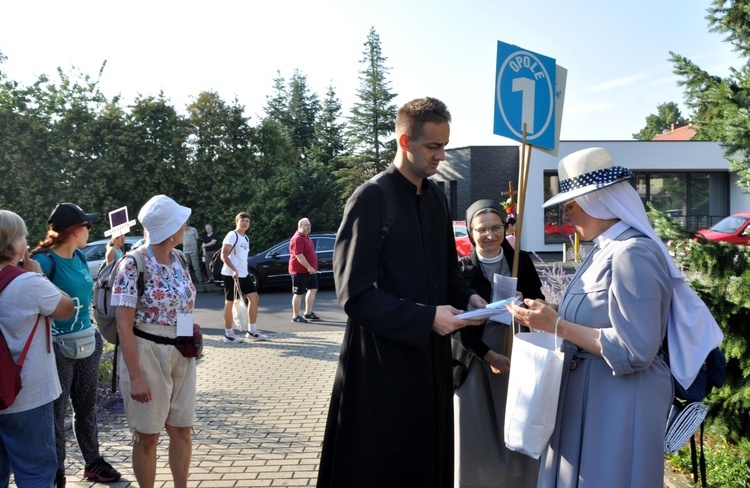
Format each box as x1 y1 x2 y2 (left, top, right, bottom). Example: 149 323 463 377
289 218 319 323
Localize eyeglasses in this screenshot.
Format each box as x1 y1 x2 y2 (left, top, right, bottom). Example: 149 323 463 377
559 200 576 214
472 225 504 236
81 222 93 230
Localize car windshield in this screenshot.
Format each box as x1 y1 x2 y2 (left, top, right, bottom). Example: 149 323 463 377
454 225 468 238
710 215 750 234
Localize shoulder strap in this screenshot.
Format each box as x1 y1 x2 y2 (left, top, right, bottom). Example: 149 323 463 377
172 249 190 270
369 171 397 252
124 250 147 301
16 315 44 367
41 250 57 282
0 265 26 292
0 267 49 359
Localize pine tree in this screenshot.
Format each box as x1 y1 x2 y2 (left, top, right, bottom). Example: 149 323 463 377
339 27 398 197
671 0 750 188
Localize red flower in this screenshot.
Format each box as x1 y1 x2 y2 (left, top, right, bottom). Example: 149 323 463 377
152 289 165 300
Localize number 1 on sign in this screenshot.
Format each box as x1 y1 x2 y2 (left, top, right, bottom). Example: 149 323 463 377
512 77 535 135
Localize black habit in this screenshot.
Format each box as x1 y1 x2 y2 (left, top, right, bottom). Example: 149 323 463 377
451 241 545 389
317 165 475 488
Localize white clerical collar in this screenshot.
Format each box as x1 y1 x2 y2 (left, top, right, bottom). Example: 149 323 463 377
477 247 505 264
593 221 630 250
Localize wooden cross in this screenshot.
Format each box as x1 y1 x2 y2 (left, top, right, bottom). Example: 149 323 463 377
501 181 518 206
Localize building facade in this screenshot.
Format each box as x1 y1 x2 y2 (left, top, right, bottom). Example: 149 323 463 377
435 141 750 253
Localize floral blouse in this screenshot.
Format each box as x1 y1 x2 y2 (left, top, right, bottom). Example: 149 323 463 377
110 249 196 327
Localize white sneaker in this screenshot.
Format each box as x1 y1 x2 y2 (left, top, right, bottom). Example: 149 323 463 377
246 331 268 341
223 334 244 343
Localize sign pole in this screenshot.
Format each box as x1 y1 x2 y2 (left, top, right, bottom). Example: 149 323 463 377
503 123 533 359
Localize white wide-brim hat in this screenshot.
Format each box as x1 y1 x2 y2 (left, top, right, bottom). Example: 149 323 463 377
138 195 191 245
542 147 635 208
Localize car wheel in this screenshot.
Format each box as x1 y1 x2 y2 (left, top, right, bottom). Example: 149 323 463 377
248 269 262 292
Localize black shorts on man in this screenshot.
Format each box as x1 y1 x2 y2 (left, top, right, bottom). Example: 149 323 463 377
292 273 318 295
223 275 257 300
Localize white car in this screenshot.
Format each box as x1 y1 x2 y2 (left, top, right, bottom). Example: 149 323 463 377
82 236 141 277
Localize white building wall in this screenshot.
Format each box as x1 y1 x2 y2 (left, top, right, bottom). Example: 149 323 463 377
521 141 737 253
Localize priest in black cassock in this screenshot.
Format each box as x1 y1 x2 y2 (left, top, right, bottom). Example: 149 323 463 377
317 97 485 488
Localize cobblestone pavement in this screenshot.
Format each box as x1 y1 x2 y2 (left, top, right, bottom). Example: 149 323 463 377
27 331 344 487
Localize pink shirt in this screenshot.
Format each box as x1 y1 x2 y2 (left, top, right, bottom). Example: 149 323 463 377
289 232 317 274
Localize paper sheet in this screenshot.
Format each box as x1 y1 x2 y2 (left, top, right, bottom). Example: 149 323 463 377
489 273 518 324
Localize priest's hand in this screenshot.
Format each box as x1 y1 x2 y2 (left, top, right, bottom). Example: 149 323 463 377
432 305 483 336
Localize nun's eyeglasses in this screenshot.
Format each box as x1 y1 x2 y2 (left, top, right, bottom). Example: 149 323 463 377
473 225 504 236
559 200 576 214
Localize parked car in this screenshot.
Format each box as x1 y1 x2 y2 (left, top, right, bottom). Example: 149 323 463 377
247 233 336 291
695 212 750 245
82 236 141 277
454 221 473 257
544 221 575 237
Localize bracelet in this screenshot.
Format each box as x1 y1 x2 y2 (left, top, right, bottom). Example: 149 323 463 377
554 316 563 336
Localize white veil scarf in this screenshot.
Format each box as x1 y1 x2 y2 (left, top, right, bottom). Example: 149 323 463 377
576 183 723 390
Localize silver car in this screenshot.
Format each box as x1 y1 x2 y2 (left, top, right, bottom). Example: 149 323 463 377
82 236 141 277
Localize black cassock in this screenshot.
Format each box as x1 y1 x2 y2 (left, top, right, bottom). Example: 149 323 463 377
317 166 475 488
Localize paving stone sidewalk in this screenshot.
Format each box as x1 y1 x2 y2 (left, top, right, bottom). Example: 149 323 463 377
38 331 344 488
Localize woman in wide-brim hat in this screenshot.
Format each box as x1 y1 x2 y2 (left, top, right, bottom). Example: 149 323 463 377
451 199 544 487
507 147 722 487
111 195 196 488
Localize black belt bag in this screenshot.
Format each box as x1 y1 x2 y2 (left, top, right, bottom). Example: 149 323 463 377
133 325 203 358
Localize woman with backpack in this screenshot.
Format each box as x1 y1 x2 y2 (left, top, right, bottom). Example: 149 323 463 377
31 203 122 487
0 210 74 487
506 148 723 488
111 195 196 488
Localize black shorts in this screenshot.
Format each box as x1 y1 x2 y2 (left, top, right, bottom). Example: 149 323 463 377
223 275 257 300
291 273 318 295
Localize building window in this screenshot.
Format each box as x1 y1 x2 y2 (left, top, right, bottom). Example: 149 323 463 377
542 171 729 244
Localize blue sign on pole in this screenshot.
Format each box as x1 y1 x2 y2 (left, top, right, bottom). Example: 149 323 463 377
494 41 557 150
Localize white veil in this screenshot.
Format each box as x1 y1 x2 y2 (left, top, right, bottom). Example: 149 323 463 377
576 182 723 389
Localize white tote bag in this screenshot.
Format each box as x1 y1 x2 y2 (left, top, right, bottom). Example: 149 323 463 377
232 280 249 332
504 329 565 459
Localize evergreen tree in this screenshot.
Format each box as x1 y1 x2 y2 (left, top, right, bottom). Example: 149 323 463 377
632 101 689 140
339 27 398 198
286 69 319 159
264 71 289 126
295 84 348 231
671 0 750 188
309 83 347 171
666 0 750 451
185 91 256 233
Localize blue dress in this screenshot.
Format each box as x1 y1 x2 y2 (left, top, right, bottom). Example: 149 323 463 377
540 227 673 488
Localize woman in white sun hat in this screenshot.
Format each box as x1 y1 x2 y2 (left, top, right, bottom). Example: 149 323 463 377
507 147 722 487
111 195 196 488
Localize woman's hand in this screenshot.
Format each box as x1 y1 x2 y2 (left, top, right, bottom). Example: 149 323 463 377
506 298 559 333
467 293 487 310
484 350 510 374
129 376 152 403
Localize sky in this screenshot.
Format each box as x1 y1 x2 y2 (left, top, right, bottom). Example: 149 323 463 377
0 0 742 149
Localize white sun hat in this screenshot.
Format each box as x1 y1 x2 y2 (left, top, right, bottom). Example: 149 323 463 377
138 195 191 245
542 147 635 208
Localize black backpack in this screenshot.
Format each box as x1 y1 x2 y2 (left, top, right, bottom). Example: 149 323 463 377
208 231 247 282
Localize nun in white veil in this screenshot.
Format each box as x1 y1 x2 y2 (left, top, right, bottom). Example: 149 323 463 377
507 147 722 488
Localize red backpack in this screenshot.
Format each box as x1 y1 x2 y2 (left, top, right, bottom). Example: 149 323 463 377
0 265 50 410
